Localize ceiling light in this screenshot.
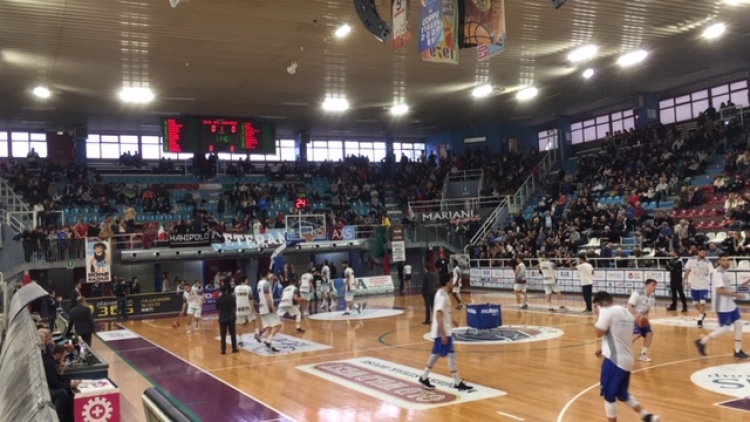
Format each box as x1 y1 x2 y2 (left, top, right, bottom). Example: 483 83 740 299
617 49 648 67
582 68 595 79
335 24 351 38
567 44 598 62
703 22 726 39
32 86 51 99
472 84 493 98
323 97 349 112
516 87 538 101
119 87 154 103
390 103 409 116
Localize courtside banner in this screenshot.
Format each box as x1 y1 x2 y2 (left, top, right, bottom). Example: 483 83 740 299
392 0 411 50
356 275 396 295
62 292 183 320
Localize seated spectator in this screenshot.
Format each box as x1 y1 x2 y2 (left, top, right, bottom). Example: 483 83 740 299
43 344 79 422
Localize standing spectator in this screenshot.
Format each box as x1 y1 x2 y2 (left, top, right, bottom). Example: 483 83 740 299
216 285 239 354
46 290 60 331
66 297 96 347
666 250 687 312
70 280 82 305
574 254 595 314
113 278 129 320
90 280 103 297
422 265 437 325
130 277 142 294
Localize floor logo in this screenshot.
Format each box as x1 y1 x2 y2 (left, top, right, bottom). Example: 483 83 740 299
308 308 404 321
297 357 506 410
652 317 750 333
691 363 750 413
217 333 332 356
422 325 564 345
96 329 141 341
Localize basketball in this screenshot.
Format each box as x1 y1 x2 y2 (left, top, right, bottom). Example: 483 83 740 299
172 321 180 329
463 21 493 45
638 316 649 328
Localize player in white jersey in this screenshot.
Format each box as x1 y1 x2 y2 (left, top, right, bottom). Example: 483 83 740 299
278 279 306 334
450 259 463 310
257 270 281 352
319 260 333 309
695 254 750 359
342 261 361 315
298 271 314 317
683 247 715 328
514 258 528 309
594 291 661 422
403 263 413 292
418 272 473 391
539 255 566 312
234 276 263 344
180 284 204 334
628 279 658 362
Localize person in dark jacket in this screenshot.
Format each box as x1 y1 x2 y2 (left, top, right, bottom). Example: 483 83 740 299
216 286 239 354
47 290 60 332
422 265 437 325
90 280 104 297
666 250 688 312
113 278 129 320
66 297 96 347
43 344 80 422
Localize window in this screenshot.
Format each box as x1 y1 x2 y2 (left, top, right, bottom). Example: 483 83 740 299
394 142 425 161
0 132 7 158
537 130 558 151
141 136 161 159
10 132 47 158
661 79 750 123
278 139 296 161
571 122 583 145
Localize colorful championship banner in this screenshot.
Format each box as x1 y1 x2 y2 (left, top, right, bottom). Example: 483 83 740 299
462 0 506 61
85 237 111 283
421 0 458 64
392 0 411 50
418 0 444 52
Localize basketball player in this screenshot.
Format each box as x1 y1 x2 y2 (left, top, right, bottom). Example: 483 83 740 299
180 284 204 334
234 276 264 345
319 260 333 309
514 257 528 309
257 270 281 352
683 247 714 328
278 279 306 334
418 273 473 391
539 254 566 312
593 291 661 422
342 261 361 315
298 270 314 316
450 259 463 310
575 254 595 314
628 279 657 362
695 254 750 359
403 262 413 292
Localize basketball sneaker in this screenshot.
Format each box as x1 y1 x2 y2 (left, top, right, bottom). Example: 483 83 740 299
238 341 244 347
733 350 750 359
254 334 262 343
639 353 652 362
453 380 473 391
418 376 435 390
642 414 660 422
356 305 362 315
697 320 704 328
296 327 306 334
264 342 279 353
548 307 556 312
521 304 528 309
695 339 707 356
343 311 350 316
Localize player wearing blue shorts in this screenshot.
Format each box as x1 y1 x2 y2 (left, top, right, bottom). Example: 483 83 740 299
594 291 660 422
683 248 714 328
628 279 658 362
695 254 750 359
418 273 472 391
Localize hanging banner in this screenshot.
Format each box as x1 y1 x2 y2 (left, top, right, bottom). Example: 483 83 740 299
392 0 411 50
418 0 444 52
421 0 459 64
86 237 112 283
462 0 506 61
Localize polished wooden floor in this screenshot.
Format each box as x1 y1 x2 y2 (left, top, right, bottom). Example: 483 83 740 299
99 291 750 422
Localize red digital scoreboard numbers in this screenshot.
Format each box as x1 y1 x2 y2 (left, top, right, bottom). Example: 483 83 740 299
163 116 269 154
164 118 184 152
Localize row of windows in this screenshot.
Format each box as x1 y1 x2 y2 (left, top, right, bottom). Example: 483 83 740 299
659 79 749 125
570 109 636 145
537 130 558 151
0 132 48 158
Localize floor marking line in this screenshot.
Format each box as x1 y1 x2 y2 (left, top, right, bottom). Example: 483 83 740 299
555 354 732 422
497 410 525 420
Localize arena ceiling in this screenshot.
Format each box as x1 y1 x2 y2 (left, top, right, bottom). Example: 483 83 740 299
0 0 749 137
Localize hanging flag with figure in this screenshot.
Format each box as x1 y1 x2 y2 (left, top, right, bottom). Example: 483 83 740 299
418 0 444 52
461 0 506 61
421 0 459 64
392 0 411 50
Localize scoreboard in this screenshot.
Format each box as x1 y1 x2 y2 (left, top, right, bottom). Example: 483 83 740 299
162 116 276 154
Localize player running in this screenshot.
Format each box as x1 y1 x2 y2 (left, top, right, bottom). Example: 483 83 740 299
180 283 204 334
278 279 306 334
234 276 264 345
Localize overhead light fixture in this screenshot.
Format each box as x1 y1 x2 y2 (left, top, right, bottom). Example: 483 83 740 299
119 87 155 104
516 87 538 101
335 23 352 38
390 103 409 116
582 68 595 79
567 44 598 62
32 86 51 99
617 49 648 67
703 22 726 39
472 84 493 98
323 97 349 112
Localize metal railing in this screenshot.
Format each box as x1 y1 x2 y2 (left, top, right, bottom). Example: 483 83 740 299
0 179 33 228
468 255 749 270
469 197 509 245
507 150 557 215
408 195 506 215
407 224 470 252
0 209 25 232
441 169 484 204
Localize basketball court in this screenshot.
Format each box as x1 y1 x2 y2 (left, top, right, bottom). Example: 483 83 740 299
95 291 750 421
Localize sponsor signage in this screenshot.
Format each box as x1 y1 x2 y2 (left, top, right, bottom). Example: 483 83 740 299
356 275 395 295
328 225 356 241
297 357 506 410
212 230 287 251
202 289 220 314
85 237 112 284
416 209 480 223
219 333 332 356
169 231 211 248
423 325 565 345
62 292 184 320
691 363 750 400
